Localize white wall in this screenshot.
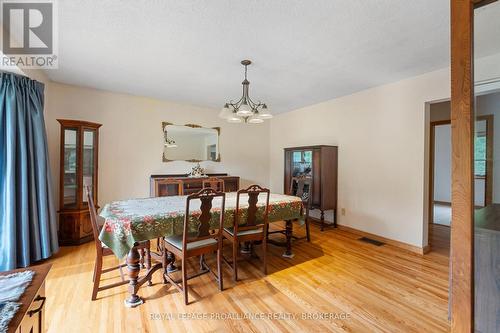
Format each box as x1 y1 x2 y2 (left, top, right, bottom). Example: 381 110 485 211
45 82 270 208
269 68 450 248
269 53 500 249
433 124 451 203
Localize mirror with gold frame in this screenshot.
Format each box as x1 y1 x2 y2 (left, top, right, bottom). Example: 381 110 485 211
162 122 220 162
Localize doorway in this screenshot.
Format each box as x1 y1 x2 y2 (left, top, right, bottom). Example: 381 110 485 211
427 97 496 254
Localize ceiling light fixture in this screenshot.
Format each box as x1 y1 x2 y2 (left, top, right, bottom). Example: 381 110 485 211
219 60 272 123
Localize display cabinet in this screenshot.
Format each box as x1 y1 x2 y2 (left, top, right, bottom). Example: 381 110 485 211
284 145 338 229
57 119 101 245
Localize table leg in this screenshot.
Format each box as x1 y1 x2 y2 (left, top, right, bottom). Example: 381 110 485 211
125 246 143 307
166 250 178 273
282 220 295 258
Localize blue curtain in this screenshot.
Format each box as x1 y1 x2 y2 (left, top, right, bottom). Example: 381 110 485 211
0 72 58 271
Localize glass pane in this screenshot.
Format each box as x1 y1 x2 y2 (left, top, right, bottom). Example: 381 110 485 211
63 129 77 207
292 151 302 162
474 2 500 331
474 130 487 177
303 151 312 163
474 160 486 177
291 150 312 177
82 130 95 202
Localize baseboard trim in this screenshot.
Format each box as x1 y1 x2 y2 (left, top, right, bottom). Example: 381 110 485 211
337 225 428 255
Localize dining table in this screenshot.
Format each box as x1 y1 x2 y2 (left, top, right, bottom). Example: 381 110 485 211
99 192 304 307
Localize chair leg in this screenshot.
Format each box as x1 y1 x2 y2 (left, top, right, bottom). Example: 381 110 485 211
156 237 162 253
161 245 168 284
145 247 152 286
262 237 268 275
182 257 188 305
305 217 311 242
92 255 103 301
232 240 238 282
217 246 223 291
199 254 205 271
118 261 125 281
92 260 97 282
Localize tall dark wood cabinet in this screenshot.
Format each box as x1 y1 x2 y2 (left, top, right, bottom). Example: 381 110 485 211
284 145 338 229
57 119 101 245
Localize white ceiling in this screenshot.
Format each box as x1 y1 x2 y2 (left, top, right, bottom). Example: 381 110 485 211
44 0 496 114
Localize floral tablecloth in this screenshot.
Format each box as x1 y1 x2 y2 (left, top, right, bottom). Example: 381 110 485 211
99 192 303 258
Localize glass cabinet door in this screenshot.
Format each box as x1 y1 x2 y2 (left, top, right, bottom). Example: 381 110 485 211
291 150 313 177
63 128 78 207
82 129 95 203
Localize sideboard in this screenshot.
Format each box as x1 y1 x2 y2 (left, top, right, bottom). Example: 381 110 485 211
150 174 240 196
4 264 51 333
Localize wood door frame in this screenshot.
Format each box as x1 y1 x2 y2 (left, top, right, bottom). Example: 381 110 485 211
429 120 452 230
450 0 498 331
429 116 494 230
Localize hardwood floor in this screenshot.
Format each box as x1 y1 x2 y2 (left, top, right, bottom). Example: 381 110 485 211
429 223 451 257
43 223 450 332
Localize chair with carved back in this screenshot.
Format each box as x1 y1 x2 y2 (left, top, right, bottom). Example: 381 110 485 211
202 177 225 192
268 177 312 242
222 185 270 281
87 187 152 300
162 188 226 305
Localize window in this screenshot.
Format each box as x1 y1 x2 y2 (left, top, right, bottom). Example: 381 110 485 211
474 134 486 177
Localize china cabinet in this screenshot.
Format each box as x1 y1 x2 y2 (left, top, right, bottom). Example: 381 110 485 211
284 145 338 229
57 119 101 245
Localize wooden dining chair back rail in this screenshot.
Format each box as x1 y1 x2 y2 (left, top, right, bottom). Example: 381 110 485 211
183 188 226 247
87 186 152 301
87 187 103 247
234 184 271 233
223 184 271 281
202 177 225 192
163 188 226 305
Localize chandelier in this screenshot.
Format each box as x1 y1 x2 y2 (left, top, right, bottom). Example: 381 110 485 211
219 60 272 123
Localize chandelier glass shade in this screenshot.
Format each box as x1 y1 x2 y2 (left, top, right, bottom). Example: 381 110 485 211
219 60 272 123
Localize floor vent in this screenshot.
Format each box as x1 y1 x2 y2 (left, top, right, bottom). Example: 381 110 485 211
359 237 385 246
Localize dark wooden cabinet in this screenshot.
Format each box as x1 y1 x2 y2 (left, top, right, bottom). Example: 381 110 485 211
284 145 338 229
57 119 101 245
150 174 239 196
3 264 51 333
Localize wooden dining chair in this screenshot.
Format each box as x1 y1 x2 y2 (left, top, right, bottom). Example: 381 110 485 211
162 188 225 305
222 185 270 281
268 177 312 242
87 187 152 300
202 177 225 192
